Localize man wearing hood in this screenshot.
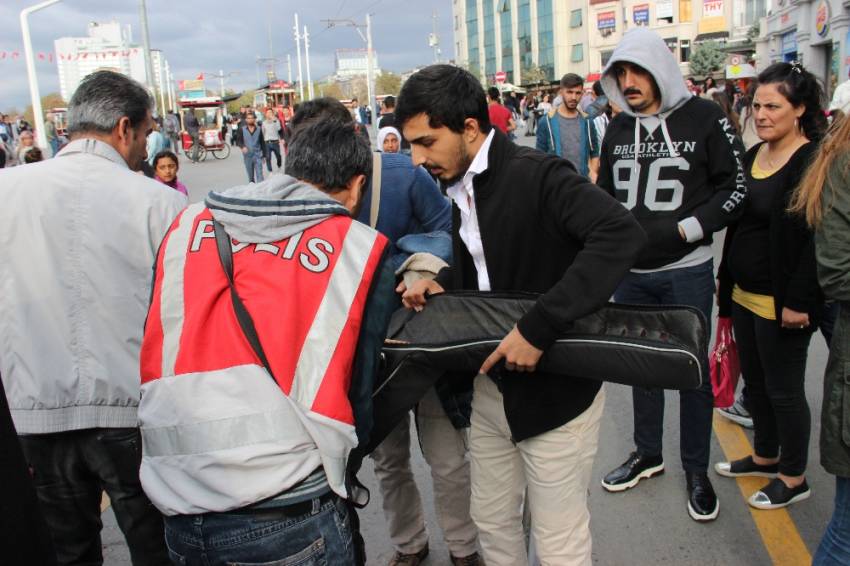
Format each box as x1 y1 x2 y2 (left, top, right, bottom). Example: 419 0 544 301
596 29 747 522
138 119 396 565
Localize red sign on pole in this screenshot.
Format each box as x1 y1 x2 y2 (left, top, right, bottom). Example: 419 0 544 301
495 71 507 83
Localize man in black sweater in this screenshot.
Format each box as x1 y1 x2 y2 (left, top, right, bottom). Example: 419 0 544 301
596 28 747 522
395 64 646 566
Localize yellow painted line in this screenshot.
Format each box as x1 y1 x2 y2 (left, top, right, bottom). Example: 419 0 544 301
100 492 110 512
713 413 812 566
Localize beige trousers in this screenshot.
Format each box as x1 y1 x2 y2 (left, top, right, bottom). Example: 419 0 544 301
470 375 605 566
370 386 479 557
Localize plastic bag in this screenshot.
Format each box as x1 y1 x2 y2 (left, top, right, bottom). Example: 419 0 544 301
710 317 740 408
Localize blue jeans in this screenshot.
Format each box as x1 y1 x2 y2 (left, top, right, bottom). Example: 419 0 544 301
614 260 715 472
814 476 850 565
164 493 356 565
243 152 264 183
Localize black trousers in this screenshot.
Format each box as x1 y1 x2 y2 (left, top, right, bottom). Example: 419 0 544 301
19 428 169 566
732 303 813 477
266 141 282 171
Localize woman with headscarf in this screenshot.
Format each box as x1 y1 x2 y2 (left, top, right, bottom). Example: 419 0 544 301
377 126 401 153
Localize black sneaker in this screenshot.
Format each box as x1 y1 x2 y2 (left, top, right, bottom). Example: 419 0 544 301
749 478 811 510
686 471 719 521
601 452 664 492
716 396 753 429
715 456 779 478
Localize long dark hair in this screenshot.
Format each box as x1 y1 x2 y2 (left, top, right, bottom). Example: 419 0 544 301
757 62 827 142
711 92 741 135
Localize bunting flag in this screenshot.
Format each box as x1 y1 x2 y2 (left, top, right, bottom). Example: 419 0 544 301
0 48 153 62
196 72 204 80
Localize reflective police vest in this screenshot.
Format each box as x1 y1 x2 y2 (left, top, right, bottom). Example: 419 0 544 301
138 203 388 516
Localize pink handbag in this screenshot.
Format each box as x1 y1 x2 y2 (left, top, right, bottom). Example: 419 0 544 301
710 317 740 408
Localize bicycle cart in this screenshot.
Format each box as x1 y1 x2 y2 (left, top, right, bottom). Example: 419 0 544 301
178 96 232 162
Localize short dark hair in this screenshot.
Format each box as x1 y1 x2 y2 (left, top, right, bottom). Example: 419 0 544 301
757 62 827 142
395 64 491 134
24 148 43 163
152 150 179 170
290 97 353 135
382 95 395 108
559 73 584 90
285 119 371 192
66 70 153 136
592 81 604 97
487 87 501 102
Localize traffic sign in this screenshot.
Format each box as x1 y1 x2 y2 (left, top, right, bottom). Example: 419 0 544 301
495 71 506 83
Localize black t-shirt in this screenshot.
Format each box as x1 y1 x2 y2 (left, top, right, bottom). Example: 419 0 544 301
727 156 780 295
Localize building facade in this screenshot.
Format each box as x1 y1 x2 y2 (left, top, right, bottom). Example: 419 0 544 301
454 0 768 85
756 0 849 93
54 21 169 104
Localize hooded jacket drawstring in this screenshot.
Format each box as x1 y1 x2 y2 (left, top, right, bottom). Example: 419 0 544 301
632 113 680 173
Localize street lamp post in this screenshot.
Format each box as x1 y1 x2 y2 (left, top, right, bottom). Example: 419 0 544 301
20 0 63 151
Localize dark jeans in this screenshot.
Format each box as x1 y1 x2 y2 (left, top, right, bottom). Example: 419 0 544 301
189 132 200 163
814 476 850 565
732 303 812 476
266 140 282 171
164 493 356 566
243 152 264 183
18 428 168 566
614 260 715 472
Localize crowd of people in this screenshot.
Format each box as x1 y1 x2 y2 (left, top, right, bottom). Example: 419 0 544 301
1 25 849 566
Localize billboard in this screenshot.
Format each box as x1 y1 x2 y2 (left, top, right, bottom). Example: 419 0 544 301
634 4 650 24
597 11 616 30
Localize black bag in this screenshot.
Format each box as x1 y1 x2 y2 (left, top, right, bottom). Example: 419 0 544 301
366 291 707 453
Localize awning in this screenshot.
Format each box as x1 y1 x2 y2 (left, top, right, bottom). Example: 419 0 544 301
586 72 602 82
695 31 730 42
725 64 757 79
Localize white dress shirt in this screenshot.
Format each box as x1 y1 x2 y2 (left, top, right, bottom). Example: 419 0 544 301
446 129 495 291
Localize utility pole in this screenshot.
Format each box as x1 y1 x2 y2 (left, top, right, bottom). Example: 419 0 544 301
304 25 314 100
430 11 441 63
165 60 175 111
157 54 167 117
321 15 377 142
205 70 241 100
139 0 157 101
287 54 293 84
294 13 305 100
20 0 62 151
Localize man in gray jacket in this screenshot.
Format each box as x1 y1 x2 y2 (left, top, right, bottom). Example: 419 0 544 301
0 70 186 564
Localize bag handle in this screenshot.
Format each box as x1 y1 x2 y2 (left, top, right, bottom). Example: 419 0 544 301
213 220 276 382
369 152 382 229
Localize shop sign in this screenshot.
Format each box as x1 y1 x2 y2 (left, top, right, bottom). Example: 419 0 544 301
703 0 723 18
597 11 616 30
633 4 650 24
656 0 673 19
815 0 831 38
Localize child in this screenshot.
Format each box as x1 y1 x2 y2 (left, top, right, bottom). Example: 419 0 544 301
153 150 188 196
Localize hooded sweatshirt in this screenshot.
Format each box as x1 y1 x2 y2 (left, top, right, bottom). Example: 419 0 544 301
598 29 747 270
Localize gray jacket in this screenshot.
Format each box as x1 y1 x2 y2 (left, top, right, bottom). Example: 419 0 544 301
0 139 186 433
817 155 850 477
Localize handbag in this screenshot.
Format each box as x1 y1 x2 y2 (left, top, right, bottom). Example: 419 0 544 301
709 316 740 408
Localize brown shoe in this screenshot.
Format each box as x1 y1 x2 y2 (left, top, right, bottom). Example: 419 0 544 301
451 552 485 566
388 544 429 566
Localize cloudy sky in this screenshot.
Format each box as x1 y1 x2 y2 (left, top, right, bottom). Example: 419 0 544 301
1 0 454 111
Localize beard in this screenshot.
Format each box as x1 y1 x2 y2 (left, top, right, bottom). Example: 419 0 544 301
437 137 473 185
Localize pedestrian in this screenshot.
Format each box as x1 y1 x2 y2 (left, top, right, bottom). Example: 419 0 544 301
378 96 410 153
184 109 201 163
163 109 180 150
486 87 516 136
535 73 600 180
596 28 747 522
138 118 395 566
16 130 37 163
585 81 609 119
711 91 742 136
146 121 169 167
395 64 646 566
23 147 44 163
0 69 186 565
262 109 283 172
702 76 721 99
788 95 850 565
715 61 826 510
377 126 401 153
153 150 189 197
236 111 266 183
44 112 59 157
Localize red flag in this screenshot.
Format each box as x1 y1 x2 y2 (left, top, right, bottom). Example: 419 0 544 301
0 52 6 59
12 51 20 59
82 53 88 59
37 52 45 60
196 72 204 80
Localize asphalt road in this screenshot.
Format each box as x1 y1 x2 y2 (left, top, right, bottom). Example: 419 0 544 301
101 130 834 565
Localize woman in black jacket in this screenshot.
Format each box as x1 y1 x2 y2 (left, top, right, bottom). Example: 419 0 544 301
715 62 826 509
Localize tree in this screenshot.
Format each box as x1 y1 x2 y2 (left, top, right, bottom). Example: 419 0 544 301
319 82 344 100
227 90 255 114
24 93 66 124
375 72 402 95
689 41 727 77
520 64 548 86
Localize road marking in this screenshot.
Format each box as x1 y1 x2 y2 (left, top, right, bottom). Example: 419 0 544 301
101 492 110 512
713 414 812 566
